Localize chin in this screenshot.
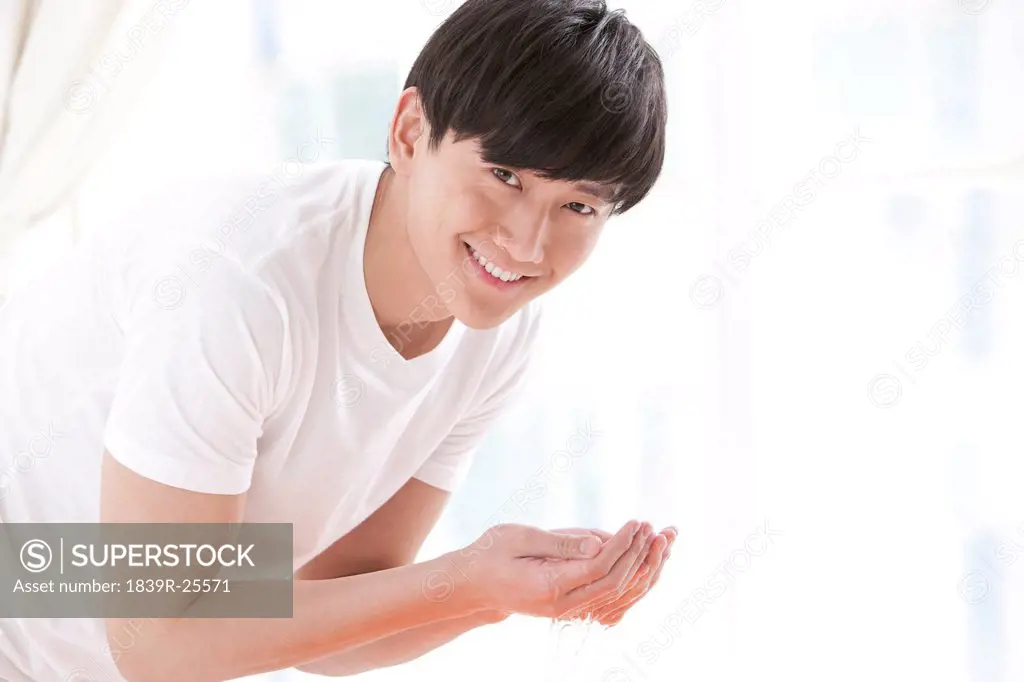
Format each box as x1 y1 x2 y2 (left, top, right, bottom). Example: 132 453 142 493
450 298 522 331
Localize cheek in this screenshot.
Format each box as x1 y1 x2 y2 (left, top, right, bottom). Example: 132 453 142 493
446 192 502 238
407 178 440 230
466 184 504 218
549 228 600 274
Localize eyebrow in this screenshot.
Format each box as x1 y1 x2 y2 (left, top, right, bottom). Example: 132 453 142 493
573 181 619 205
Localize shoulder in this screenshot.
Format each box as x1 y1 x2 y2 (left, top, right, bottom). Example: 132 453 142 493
100 160 386 320
96 158 385 267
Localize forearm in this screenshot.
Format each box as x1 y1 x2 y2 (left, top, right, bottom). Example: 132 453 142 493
296 608 509 677
112 554 482 682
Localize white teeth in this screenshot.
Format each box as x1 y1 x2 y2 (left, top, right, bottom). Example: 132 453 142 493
469 246 524 282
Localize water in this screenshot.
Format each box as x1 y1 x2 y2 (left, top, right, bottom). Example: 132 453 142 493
545 615 610 682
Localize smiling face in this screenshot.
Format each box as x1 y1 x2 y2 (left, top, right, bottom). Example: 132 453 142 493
393 0 667 330
401 124 618 329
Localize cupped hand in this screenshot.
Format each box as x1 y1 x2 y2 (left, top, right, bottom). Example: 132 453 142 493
554 525 678 625
445 520 652 619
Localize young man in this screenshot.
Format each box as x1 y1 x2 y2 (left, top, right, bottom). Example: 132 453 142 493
0 0 672 679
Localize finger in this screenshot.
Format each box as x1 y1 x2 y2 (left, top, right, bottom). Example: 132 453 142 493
595 535 666 622
601 537 670 624
632 534 665 591
648 541 670 588
652 529 675 565
647 534 670 583
623 524 657 588
662 532 675 560
569 560 651 616
620 554 653 594
555 549 651 622
569 548 663 622
633 530 668 576
555 525 647 619
604 522 652 598
654 529 675 565
573 563 652 620
556 520 640 588
621 529 671 592
563 562 650 623
550 528 614 542
516 526 604 559
606 534 665 606
562 522 650 610
597 581 643 624
556 523 662 617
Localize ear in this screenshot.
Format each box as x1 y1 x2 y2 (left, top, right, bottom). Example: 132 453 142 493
388 87 429 175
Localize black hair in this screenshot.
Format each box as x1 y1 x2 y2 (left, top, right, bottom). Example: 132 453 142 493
402 0 667 215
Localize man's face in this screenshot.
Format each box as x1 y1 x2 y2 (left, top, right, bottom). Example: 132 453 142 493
403 130 616 329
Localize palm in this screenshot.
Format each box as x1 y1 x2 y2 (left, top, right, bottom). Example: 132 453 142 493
519 555 581 603
550 526 677 624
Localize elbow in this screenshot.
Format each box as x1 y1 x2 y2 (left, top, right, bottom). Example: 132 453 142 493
112 647 172 682
296 653 405 678
106 623 146 682
114 652 199 682
112 653 158 682
105 622 181 682
294 663 359 678
114 663 148 682
293 664 331 677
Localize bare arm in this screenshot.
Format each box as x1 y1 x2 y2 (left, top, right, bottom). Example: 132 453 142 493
298 597 507 677
294 477 508 677
100 452 483 682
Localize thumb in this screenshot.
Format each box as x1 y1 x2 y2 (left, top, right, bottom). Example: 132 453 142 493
540 531 603 559
515 527 603 559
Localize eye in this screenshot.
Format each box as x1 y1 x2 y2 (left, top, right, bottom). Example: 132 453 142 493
566 202 596 216
491 167 522 188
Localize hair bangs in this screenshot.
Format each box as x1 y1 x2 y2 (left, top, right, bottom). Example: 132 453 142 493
406 0 667 214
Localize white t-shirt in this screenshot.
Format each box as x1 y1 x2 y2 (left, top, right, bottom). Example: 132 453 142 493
0 159 540 681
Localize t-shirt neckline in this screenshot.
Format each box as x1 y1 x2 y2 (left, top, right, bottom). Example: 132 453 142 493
341 160 467 386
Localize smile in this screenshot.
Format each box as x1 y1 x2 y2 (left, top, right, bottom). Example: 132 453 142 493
463 242 531 288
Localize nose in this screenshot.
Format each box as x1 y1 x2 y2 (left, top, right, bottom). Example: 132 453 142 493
495 215 547 266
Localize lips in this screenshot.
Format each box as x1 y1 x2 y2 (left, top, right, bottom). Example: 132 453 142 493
467 244 525 282
463 242 531 289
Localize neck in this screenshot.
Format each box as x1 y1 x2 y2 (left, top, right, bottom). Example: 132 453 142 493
363 164 454 359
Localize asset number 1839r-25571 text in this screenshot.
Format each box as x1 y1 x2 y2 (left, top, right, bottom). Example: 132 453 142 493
126 578 230 593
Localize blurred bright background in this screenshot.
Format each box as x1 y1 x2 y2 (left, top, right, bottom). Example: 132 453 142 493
2 0 1023 680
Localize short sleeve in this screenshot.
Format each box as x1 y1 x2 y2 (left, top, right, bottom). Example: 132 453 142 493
413 305 542 492
103 265 289 495
413 358 531 492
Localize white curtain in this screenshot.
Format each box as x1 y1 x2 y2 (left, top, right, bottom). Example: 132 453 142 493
0 0 185 299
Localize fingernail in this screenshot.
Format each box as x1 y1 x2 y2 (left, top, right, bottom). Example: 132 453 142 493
579 537 601 556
